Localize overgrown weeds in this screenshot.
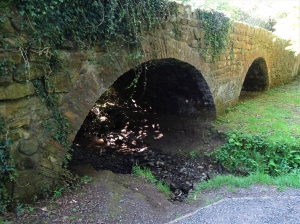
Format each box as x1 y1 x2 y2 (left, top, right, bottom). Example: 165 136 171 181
210 131 300 175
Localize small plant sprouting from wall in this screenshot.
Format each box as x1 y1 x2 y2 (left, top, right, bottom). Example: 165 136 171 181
198 10 232 61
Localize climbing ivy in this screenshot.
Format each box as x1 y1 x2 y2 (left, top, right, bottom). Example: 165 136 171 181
4 0 177 162
0 116 16 213
13 0 175 47
198 10 232 61
0 58 16 77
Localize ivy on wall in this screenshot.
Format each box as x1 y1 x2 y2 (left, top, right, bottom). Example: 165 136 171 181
0 1 178 210
13 0 175 47
6 0 177 149
0 116 16 213
198 9 232 61
0 58 16 77
0 0 234 210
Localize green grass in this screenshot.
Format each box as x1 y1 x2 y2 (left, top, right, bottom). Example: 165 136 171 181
190 170 300 200
132 164 157 183
132 164 171 197
194 76 300 201
216 76 300 144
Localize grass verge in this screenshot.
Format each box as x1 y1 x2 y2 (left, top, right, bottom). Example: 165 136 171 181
215 75 300 145
190 170 300 200
193 76 300 201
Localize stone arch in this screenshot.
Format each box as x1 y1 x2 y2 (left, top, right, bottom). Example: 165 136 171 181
61 38 217 142
242 57 269 91
111 58 216 116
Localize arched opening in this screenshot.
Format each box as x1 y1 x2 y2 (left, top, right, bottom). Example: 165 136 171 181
239 57 269 100
69 58 220 200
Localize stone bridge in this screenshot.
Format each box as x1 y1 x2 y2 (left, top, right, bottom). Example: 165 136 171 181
0 3 299 199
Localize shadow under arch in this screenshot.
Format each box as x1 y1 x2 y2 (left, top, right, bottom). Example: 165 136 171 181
69 58 222 199
71 58 218 171
242 57 269 91
113 58 216 117
239 57 269 101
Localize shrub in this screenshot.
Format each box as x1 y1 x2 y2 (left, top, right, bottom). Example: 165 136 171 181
212 131 300 175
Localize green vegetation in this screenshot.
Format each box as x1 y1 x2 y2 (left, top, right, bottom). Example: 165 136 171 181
198 9 232 61
180 0 276 31
0 58 16 77
0 116 16 213
190 76 300 200
179 148 201 159
132 164 171 197
216 78 300 144
211 131 300 175
190 171 300 200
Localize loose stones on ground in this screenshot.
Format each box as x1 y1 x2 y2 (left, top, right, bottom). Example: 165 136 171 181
70 146 218 202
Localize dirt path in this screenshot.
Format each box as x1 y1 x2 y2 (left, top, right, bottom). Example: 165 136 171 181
4 165 300 224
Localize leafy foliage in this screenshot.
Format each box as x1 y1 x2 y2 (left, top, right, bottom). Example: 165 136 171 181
0 116 16 213
198 9 232 61
197 0 276 32
13 0 174 47
0 58 16 77
212 131 300 175
5 0 177 156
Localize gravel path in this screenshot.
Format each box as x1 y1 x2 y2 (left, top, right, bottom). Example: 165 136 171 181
168 196 300 224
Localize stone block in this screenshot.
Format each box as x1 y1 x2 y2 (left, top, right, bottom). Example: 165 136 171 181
189 40 198 48
13 63 46 82
39 166 57 179
47 72 72 93
15 154 38 171
0 73 13 83
200 39 206 49
187 19 200 27
40 158 54 169
19 139 39 156
0 82 35 100
1 37 27 48
181 18 188 25
44 144 58 155
194 28 205 39
0 15 15 34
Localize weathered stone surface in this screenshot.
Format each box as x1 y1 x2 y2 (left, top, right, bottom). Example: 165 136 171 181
0 82 35 100
39 167 57 179
0 73 13 83
1 37 27 48
19 139 39 156
15 156 37 171
40 158 54 169
47 72 72 93
0 14 15 33
13 63 46 82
